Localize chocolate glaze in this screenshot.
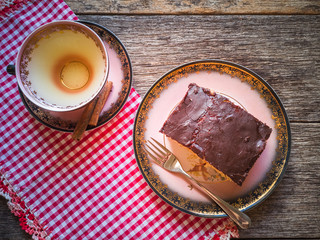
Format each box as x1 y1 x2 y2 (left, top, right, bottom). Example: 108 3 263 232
160 83 272 186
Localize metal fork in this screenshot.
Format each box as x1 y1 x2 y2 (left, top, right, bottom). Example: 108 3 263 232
145 137 251 229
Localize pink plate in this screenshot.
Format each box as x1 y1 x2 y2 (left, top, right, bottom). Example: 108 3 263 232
133 60 291 217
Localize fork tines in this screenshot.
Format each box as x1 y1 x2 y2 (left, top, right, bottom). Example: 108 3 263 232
144 138 169 165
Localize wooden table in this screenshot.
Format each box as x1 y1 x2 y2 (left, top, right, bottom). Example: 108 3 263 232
1 1 319 239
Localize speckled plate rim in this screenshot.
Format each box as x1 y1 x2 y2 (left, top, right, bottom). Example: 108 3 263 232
19 20 133 132
133 59 291 218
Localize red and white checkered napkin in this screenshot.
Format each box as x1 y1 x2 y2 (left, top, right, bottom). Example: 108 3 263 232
0 0 239 239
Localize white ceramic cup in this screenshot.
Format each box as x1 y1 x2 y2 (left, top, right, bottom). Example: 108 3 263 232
9 20 109 112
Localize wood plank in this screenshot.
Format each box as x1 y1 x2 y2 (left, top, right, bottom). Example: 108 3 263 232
1 15 319 239
65 0 320 15
0 197 32 239
79 15 320 122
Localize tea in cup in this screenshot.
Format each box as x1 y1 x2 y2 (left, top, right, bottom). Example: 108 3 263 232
9 20 109 112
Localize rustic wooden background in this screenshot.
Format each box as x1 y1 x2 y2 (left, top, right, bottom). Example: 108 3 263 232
1 0 319 239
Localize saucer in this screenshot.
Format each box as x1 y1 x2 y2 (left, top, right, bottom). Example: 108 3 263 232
20 21 132 132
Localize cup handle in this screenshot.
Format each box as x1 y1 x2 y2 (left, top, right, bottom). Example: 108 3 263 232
7 65 16 75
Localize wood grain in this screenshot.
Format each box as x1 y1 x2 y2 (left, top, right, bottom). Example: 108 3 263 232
1 14 319 239
79 15 320 122
64 0 320 15
76 15 320 238
0 197 32 239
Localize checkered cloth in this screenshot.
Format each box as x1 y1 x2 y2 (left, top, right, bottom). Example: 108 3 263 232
0 0 33 22
0 0 239 239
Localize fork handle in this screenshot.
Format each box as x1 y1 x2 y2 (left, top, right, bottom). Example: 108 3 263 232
182 172 251 229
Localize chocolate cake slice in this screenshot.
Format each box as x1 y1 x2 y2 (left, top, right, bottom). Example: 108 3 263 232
160 83 272 186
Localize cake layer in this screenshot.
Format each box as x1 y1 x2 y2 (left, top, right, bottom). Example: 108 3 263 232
160 83 272 186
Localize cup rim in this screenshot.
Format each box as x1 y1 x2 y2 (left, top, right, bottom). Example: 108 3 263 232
15 20 109 112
